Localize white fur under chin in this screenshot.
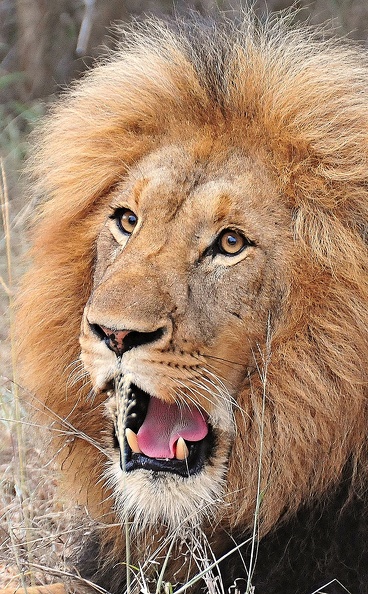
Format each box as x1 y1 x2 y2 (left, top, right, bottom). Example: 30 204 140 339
105 456 228 535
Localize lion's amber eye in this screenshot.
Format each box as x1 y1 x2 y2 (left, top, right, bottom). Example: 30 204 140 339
115 208 138 235
217 229 251 255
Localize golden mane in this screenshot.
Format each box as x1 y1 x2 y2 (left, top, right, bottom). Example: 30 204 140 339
16 12 368 593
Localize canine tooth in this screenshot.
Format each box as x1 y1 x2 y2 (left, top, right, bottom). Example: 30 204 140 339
125 428 142 454
176 437 189 460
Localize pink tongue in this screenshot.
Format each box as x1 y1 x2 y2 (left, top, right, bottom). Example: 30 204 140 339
137 397 208 459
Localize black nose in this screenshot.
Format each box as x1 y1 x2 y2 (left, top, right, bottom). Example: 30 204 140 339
89 323 165 356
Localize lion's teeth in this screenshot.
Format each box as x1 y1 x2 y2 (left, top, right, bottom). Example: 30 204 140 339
125 428 142 454
176 437 189 460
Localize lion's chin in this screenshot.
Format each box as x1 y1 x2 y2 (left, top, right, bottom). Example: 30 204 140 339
106 456 229 534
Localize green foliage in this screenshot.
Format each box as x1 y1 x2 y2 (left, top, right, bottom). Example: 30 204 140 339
0 71 44 167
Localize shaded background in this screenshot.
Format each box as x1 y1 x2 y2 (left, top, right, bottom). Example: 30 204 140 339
4 0 368 100
0 0 368 588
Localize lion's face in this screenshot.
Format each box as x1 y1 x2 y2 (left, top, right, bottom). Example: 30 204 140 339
79 139 294 529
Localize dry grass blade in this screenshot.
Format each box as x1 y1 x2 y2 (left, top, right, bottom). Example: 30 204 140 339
0 159 34 588
0 162 73 589
115 372 135 594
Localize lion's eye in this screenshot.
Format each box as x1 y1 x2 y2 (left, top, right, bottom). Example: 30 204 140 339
216 229 252 256
114 208 138 235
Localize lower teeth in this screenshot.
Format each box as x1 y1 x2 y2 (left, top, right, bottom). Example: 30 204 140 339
125 428 189 460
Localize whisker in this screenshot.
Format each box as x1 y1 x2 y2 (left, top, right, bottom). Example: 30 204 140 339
174 382 205 415
65 358 85 386
197 360 236 388
186 377 232 411
68 369 90 389
196 367 234 398
190 368 235 407
186 368 250 430
195 352 245 368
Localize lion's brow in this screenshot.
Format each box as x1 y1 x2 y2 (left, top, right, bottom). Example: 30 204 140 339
131 177 149 207
213 193 233 224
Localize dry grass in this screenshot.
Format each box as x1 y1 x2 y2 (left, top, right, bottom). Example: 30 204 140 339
0 161 74 589
0 437 71 587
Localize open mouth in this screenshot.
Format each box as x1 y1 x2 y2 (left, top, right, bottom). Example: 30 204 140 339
112 383 214 478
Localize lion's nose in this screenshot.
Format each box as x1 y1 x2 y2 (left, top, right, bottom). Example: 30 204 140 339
89 322 165 356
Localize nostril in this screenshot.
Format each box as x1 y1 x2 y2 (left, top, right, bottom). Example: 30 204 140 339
89 323 130 355
89 323 108 341
88 322 165 355
124 327 165 351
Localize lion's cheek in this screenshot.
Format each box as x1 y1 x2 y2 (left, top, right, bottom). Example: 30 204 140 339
79 331 116 390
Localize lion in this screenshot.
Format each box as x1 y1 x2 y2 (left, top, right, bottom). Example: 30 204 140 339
13 11 368 594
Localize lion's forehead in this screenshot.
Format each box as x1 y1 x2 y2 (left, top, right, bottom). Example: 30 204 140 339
113 141 290 243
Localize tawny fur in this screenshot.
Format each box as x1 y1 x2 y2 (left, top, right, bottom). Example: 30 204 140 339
16 12 368 594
